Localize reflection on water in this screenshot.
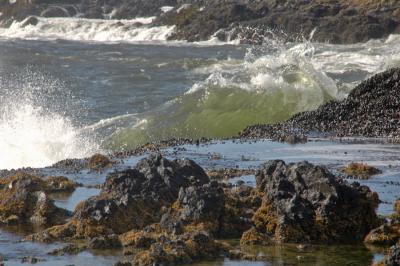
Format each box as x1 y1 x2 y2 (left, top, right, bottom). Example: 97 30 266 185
193 243 384 266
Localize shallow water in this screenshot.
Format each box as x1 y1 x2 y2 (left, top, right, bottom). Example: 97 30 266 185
1 21 400 168
1 139 398 265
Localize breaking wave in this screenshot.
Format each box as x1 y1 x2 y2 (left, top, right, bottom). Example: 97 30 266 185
105 41 342 149
0 69 99 169
0 16 175 43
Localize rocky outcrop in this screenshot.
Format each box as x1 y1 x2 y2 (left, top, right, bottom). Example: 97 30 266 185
27 154 210 241
24 155 384 265
240 68 400 141
241 160 380 244
1 0 399 44
157 0 400 44
0 172 71 226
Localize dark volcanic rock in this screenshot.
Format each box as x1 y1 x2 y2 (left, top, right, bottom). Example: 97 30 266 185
176 181 224 232
158 0 400 44
241 160 380 244
27 154 210 240
240 68 400 141
1 0 399 44
24 155 385 265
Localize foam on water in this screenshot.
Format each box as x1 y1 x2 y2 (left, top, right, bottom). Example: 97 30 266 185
0 16 175 43
0 70 99 169
106 34 400 149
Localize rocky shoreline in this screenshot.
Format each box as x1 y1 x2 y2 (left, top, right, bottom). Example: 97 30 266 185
1 0 400 44
0 153 395 265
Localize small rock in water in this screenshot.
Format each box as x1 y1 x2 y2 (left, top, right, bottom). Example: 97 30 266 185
339 162 382 179
20 256 42 264
88 154 113 170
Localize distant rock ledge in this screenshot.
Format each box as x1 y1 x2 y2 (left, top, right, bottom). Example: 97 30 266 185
1 0 400 44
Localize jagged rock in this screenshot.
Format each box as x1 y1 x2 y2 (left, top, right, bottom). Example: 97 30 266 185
241 160 380 244
156 0 400 44
27 154 210 240
174 181 224 234
0 172 70 226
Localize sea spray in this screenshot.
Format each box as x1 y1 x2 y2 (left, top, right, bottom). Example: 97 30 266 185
0 69 99 169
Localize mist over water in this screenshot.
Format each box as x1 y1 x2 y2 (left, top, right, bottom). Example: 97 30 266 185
0 17 400 168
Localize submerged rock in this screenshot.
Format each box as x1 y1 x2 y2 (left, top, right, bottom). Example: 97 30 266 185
241 160 380 244
0 172 70 226
48 243 87 256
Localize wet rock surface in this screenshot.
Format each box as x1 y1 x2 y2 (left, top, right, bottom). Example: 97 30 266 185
27 154 210 241
240 68 400 141
339 162 382 179
366 199 400 246
0 172 71 226
243 160 380 244
156 0 400 43
15 154 387 265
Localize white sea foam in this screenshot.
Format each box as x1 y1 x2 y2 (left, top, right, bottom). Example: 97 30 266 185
0 104 97 169
0 16 175 43
0 70 99 170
